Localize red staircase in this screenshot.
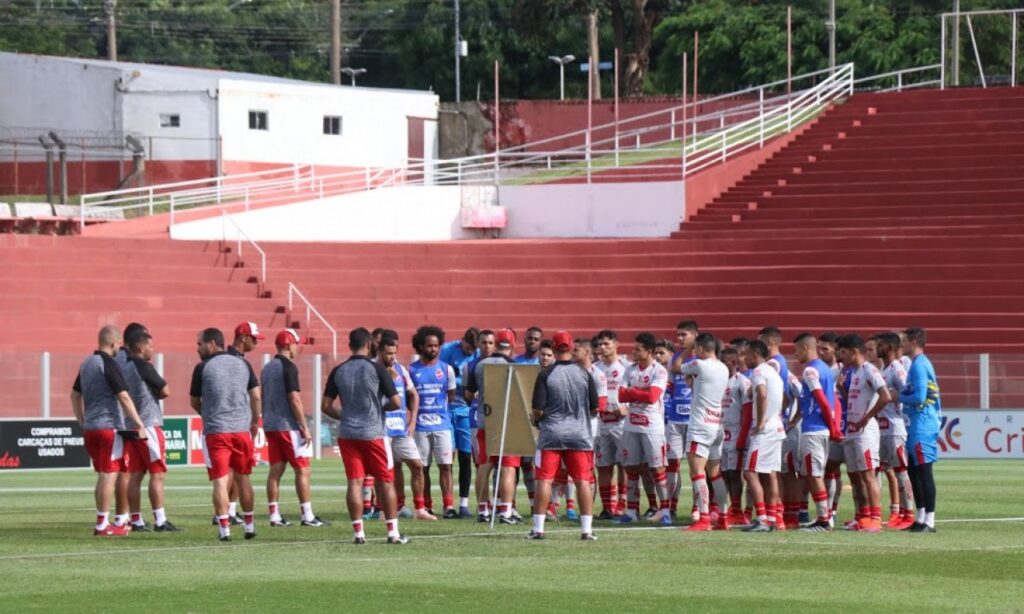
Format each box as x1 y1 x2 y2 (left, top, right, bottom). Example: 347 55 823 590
2 87 1023 416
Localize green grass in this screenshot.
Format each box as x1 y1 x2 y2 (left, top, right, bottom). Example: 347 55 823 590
0 460 1021 612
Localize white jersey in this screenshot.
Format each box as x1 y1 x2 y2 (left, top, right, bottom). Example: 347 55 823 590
899 355 912 373
622 360 669 434
747 362 785 441
594 356 630 433
722 372 751 433
846 362 887 438
586 363 609 435
679 358 729 438
880 360 908 437
785 372 802 424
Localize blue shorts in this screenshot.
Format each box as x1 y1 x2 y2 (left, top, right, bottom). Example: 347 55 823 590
907 437 938 466
451 407 472 453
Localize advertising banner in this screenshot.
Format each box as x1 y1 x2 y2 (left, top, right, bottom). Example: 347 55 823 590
938 411 1024 459
0 420 89 470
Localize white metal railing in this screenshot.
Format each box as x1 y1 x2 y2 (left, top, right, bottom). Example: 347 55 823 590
287 283 338 361
854 65 943 92
79 163 314 228
434 63 854 186
221 212 266 285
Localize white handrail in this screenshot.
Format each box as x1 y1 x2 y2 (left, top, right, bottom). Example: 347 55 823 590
287 283 338 361
221 212 266 284
854 64 942 92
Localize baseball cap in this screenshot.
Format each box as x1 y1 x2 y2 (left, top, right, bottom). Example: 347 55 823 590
552 331 573 352
235 321 266 340
496 328 516 349
275 328 304 348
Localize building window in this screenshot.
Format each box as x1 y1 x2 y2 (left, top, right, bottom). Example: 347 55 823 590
323 116 342 136
159 114 180 128
249 110 269 131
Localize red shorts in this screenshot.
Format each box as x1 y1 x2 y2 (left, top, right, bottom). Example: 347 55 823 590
84 429 127 473
266 430 311 469
537 449 594 482
338 438 393 482
203 432 255 480
123 427 168 474
474 429 522 468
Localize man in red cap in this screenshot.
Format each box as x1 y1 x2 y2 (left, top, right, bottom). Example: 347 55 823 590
263 329 328 528
465 328 520 524
527 331 600 540
215 321 266 526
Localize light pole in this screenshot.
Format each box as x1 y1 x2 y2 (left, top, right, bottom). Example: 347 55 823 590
341 67 367 86
548 54 576 100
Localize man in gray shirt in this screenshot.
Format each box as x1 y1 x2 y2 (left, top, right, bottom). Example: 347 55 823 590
121 330 176 533
71 325 147 537
263 328 327 529
190 328 261 542
527 331 600 541
322 327 406 545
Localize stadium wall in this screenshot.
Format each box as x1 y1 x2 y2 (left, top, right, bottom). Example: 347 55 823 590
168 180 684 241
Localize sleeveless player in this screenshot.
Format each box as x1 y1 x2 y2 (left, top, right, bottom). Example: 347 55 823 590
616 333 670 524
838 334 891 533
679 333 730 532
737 340 786 533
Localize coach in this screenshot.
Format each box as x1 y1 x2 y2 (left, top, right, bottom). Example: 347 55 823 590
190 328 261 542
527 331 600 541
322 327 407 545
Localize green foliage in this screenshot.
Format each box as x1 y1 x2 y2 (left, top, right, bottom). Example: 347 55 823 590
0 1 1021 98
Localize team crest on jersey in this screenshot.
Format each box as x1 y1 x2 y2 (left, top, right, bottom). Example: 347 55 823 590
642 375 650 384
435 369 444 379
612 370 619 377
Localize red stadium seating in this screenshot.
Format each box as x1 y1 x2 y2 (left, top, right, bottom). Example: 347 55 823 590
1 86 1023 416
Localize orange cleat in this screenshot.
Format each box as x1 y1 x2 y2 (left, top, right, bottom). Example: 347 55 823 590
685 517 713 532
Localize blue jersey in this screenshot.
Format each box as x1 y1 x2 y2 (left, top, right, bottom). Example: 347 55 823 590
838 365 854 432
439 341 477 409
409 360 455 432
667 352 694 424
769 353 790 395
663 379 676 423
514 354 540 365
799 358 836 433
384 363 411 438
900 354 942 441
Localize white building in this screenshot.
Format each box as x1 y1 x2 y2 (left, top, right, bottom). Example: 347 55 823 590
0 52 438 192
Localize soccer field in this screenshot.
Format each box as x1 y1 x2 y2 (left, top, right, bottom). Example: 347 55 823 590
0 460 1021 613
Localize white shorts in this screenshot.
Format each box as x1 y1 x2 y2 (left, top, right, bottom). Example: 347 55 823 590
720 439 742 473
843 434 879 473
880 434 908 469
594 428 624 468
665 422 688 460
780 424 801 474
415 430 453 466
798 431 830 478
685 425 723 461
620 430 666 468
389 435 421 463
744 435 782 474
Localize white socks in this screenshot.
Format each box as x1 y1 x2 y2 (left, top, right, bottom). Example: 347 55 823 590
580 514 593 535
533 513 546 534
301 501 314 522
268 502 281 522
925 511 935 528
153 508 167 526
